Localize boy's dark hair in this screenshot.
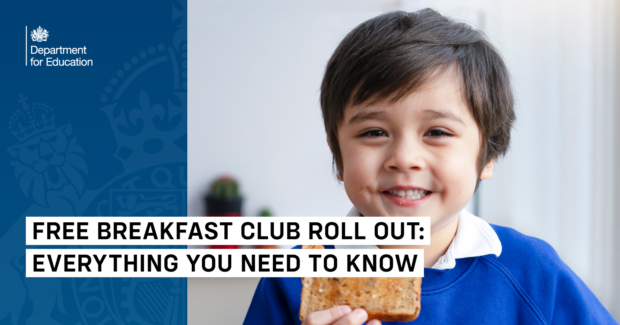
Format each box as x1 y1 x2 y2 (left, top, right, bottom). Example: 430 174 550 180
320 9 515 190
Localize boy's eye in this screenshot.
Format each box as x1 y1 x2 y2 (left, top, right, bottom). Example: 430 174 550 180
360 130 387 137
425 129 451 137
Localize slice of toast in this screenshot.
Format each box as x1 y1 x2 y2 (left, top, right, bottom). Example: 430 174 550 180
299 245 421 322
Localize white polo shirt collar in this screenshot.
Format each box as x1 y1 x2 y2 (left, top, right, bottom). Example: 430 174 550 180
334 207 502 270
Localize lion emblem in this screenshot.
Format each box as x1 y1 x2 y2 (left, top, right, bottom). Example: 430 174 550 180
8 96 88 207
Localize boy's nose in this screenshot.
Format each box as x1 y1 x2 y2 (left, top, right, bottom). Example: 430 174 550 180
384 139 426 173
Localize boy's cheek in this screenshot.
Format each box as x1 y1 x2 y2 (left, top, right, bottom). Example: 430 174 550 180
343 168 374 200
343 183 373 216
434 149 478 182
342 146 379 179
342 161 380 214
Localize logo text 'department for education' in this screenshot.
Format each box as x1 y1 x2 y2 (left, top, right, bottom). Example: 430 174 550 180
26 26 93 67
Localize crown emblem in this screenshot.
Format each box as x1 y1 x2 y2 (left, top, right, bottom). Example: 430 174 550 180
9 94 56 143
31 26 49 42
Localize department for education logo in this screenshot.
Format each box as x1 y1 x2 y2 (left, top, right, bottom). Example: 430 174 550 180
31 26 48 42
26 25 93 67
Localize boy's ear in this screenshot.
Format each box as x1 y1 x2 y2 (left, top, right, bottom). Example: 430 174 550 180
480 159 496 179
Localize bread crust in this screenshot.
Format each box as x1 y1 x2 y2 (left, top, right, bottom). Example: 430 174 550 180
299 245 422 322
299 245 323 321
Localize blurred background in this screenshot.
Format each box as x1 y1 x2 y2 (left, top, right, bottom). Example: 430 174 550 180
188 0 620 323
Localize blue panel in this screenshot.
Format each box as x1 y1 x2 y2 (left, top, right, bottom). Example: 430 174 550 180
0 1 188 324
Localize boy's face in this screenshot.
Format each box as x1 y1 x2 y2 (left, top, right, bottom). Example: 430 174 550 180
336 67 494 229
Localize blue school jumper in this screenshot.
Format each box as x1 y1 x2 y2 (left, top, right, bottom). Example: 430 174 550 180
243 224 618 324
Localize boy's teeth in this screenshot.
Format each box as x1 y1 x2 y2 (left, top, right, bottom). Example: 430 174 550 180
388 189 428 199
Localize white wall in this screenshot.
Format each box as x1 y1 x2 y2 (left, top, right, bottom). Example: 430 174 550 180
188 278 260 325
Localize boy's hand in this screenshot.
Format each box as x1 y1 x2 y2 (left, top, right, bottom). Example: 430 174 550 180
301 306 381 325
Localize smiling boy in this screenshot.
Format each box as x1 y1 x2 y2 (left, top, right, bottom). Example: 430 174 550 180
243 9 617 325
335 64 493 269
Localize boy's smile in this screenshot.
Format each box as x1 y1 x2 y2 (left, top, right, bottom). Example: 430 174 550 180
336 66 495 231
381 186 432 207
